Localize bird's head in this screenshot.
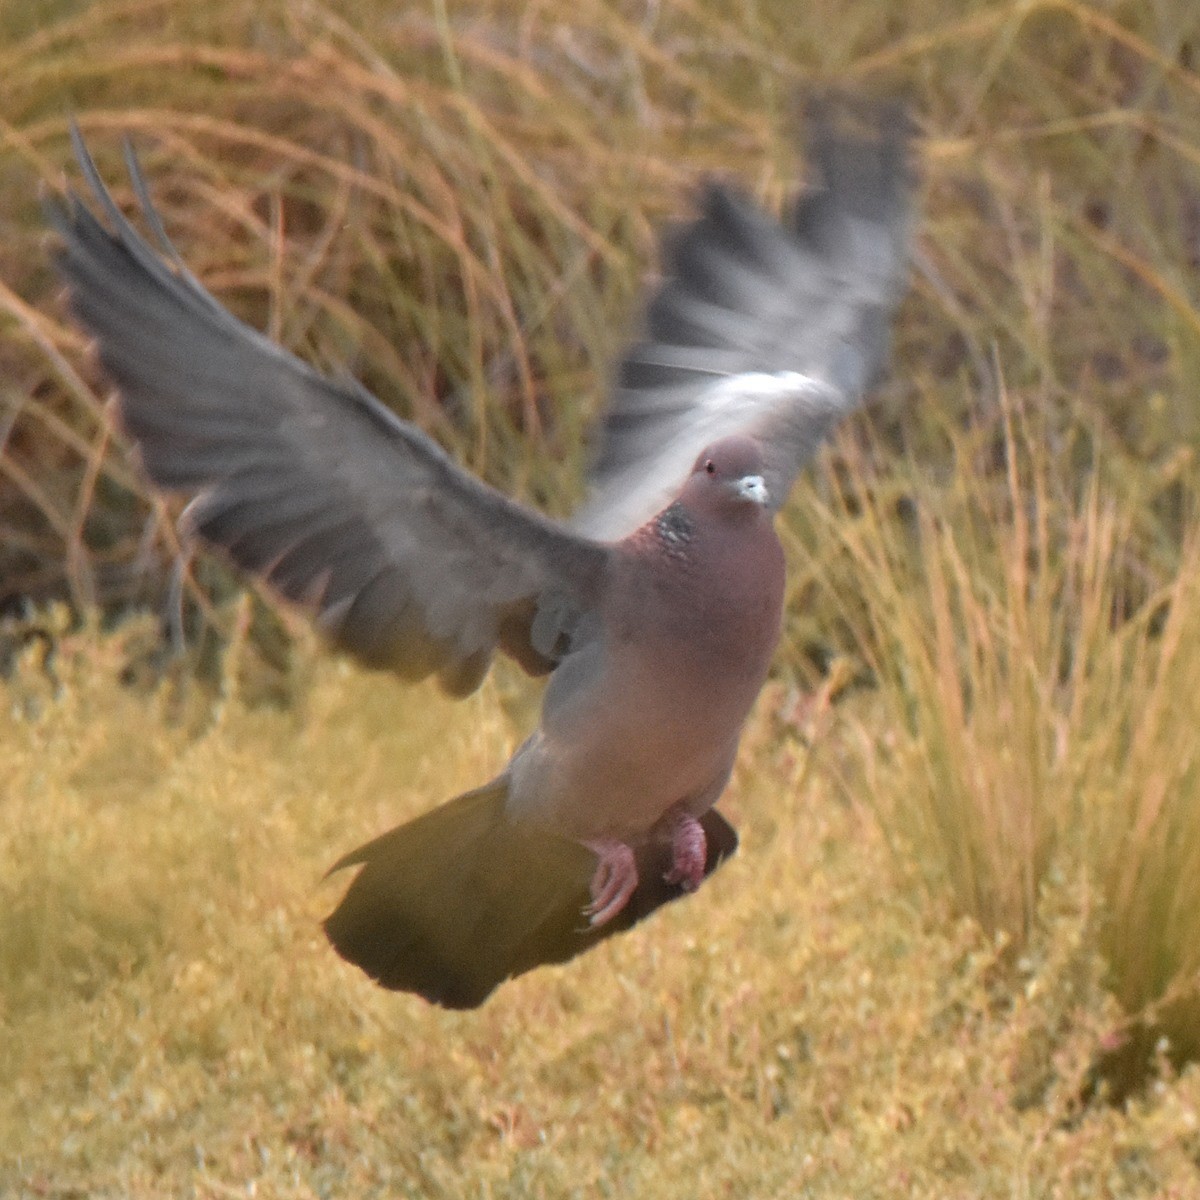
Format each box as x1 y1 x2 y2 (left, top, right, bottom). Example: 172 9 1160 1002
678 436 771 518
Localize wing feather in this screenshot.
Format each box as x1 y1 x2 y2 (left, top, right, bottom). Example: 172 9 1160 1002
48 127 610 692
574 95 914 539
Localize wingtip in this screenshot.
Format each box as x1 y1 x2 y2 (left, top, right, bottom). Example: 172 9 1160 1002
38 179 72 240
40 117 92 240
799 89 918 217
801 88 917 150
68 117 114 216
66 114 87 164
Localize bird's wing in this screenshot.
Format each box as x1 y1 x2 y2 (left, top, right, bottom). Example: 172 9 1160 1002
48 126 610 695
572 95 915 540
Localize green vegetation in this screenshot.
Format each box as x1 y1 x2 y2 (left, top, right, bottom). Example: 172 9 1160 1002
5 0 1200 1194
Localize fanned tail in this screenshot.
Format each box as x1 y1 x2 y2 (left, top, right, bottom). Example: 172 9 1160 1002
323 778 738 1008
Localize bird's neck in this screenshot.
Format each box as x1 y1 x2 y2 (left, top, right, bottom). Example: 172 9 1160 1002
625 500 784 623
649 501 696 560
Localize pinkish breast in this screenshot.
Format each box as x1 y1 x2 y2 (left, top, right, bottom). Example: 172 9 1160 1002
507 509 785 842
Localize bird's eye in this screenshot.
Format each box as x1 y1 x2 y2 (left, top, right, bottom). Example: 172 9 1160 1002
704 459 716 475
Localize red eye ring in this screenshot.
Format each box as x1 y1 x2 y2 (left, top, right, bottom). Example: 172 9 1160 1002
704 459 716 475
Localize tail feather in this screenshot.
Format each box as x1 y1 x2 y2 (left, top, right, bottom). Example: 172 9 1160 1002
323 778 738 1008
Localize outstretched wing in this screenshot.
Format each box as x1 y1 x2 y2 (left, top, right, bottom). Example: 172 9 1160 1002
48 127 610 696
573 95 914 539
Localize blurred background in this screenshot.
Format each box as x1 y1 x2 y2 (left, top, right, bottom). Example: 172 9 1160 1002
5 1 1200 1195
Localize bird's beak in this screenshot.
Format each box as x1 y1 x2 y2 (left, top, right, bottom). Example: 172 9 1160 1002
734 474 768 505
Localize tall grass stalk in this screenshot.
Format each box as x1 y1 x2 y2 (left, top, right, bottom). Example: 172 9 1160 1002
801 384 1200 1077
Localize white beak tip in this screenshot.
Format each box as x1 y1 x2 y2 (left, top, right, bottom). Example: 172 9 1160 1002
735 474 768 505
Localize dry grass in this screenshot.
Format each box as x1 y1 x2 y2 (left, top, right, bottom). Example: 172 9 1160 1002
790 385 1200 1098
4 628 1200 1197
6 0 1200 1193
4 0 1196 611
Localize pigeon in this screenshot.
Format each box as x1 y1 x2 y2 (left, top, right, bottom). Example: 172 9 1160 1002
47 95 913 1007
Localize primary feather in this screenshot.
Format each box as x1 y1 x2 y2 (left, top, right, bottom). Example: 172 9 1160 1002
573 95 913 538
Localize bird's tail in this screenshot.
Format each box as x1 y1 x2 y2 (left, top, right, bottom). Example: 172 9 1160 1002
323 777 738 1008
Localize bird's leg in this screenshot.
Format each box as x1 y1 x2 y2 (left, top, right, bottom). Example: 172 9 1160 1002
656 804 707 892
582 838 638 927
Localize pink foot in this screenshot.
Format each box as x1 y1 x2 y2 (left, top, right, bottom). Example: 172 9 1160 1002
658 808 707 892
582 838 639 927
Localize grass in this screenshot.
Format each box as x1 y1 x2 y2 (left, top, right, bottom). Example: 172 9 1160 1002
792 387 1200 1098
4 626 1200 1197
6 0 1200 1193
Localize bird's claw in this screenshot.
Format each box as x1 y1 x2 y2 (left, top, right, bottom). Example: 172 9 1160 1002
661 809 707 893
583 839 638 927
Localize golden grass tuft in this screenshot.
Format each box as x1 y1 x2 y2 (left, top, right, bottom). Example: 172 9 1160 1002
788 381 1200 1099
4 628 1200 1196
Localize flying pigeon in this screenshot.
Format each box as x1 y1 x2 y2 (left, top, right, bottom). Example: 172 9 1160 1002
47 96 913 1007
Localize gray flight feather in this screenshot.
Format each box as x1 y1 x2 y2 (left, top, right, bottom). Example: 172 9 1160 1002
572 95 914 540
47 124 610 696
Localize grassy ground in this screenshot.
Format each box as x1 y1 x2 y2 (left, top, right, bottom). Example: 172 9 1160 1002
6 0 1200 1194
3 627 1200 1198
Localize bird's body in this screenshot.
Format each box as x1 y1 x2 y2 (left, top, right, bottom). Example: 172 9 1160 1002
319 438 787 1003
48 95 913 1006
509 441 786 845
